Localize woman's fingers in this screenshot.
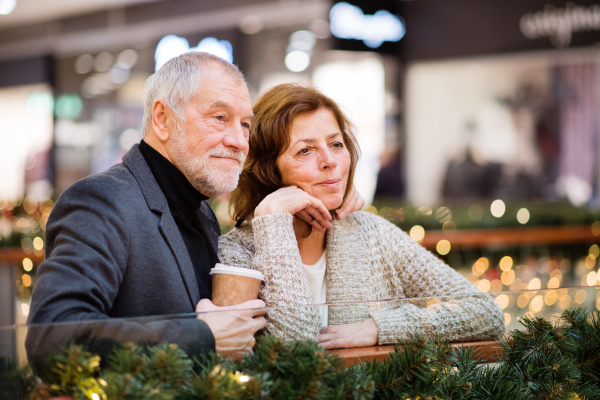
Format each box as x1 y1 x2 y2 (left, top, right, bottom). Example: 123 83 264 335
301 206 332 231
336 184 365 219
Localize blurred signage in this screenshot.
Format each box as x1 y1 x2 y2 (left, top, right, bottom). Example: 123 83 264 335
155 35 233 71
401 0 600 60
329 2 405 48
329 0 404 54
520 3 600 48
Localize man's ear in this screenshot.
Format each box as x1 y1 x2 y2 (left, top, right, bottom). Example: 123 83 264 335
152 99 171 141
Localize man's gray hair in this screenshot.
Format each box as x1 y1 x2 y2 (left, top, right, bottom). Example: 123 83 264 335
142 52 245 137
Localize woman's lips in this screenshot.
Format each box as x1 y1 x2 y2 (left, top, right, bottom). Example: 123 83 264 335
318 179 341 187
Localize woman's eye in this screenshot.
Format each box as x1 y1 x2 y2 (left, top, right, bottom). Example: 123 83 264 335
241 122 250 129
215 115 225 122
332 142 344 149
299 147 311 155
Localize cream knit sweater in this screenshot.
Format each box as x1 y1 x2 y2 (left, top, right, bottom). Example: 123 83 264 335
218 211 505 344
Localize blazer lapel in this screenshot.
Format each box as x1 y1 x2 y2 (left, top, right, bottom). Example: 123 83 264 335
158 208 201 306
123 145 200 308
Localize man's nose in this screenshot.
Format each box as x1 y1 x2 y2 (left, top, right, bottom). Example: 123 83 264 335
222 123 249 155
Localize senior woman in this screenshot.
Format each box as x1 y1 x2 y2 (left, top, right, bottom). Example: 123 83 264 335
218 83 504 349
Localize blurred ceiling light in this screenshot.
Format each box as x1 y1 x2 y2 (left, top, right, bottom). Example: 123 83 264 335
109 62 131 84
329 2 405 48
290 30 316 49
0 0 16 15
310 20 331 39
155 35 233 71
75 54 94 74
117 49 138 68
94 52 114 72
239 15 263 34
285 50 310 72
81 74 114 98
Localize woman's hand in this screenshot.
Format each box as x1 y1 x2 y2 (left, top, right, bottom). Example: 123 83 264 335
254 186 332 232
335 183 365 219
318 318 378 349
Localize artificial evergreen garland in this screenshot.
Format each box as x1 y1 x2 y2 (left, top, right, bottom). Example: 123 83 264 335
2 308 600 400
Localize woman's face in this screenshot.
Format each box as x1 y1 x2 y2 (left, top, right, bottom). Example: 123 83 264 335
276 108 351 210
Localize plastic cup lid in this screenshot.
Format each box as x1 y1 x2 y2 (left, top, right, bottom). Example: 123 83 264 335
210 263 264 281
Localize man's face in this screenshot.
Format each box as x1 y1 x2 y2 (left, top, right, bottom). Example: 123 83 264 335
167 64 252 197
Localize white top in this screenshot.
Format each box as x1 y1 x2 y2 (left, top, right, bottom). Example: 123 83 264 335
302 250 328 328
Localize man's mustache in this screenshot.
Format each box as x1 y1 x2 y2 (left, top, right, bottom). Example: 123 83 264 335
206 148 246 165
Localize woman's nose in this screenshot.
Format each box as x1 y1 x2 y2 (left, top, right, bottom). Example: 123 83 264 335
320 149 337 170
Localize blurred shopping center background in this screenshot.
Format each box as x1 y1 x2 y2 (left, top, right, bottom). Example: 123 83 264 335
2 0 600 336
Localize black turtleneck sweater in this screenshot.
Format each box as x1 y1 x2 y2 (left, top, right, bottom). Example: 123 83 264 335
139 140 219 300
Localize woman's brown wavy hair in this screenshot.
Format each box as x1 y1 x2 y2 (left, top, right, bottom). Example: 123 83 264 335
230 83 360 226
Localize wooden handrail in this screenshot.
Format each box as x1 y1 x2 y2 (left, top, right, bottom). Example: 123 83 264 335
0 224 598 265
0 248 43 265
328 340 502 367
419 224 599 249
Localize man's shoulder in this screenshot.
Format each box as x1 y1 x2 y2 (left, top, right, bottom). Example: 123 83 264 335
58 162 143 208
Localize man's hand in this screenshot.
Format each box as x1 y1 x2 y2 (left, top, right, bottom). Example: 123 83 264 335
335 183 365 220
255 186 332 232
196 299 267 360
318 318 378 349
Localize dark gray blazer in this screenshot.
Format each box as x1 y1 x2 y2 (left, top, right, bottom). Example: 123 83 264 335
26 144 217 363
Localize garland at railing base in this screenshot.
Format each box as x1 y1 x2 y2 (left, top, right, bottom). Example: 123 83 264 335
2 308 600 400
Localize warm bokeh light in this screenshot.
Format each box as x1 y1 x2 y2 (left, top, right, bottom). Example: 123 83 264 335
517 294 529 308
510 278 523 291
22 274 32 287
490 279 502 292
21 303 30 317
362 205 377 214
490 199 505 218
504 312 511 326
560 295 572 309
585 255 596 269
33 237 44 251
22 258 33 272
545 290 558 306
550 269 562 280
495 294 509 309
587 271 598 286
575 289 587 304
436 239 451 255
477 279 490 293
472 260 488 276
528 278 541 290
441 220 456 234
530 295 544 313
23 195 38 214
499 256 513 271
239 375 250 383
547 277 560 289
590 244 600 258
516 208 530 224
409 225 425 242
501 270 515 286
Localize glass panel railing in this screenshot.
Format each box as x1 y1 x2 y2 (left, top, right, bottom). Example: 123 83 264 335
0 287 598 398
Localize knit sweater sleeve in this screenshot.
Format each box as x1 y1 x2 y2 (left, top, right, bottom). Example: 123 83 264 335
363 215 505 344
218 213 320 342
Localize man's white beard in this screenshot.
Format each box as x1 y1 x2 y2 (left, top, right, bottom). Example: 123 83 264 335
169 124 245 196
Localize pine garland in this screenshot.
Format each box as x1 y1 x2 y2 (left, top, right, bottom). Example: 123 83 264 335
2 308 600 400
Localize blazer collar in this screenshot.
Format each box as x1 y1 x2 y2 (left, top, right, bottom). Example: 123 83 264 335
122 144 200 307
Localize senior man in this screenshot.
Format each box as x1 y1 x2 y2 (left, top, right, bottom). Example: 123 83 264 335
26 52 362 365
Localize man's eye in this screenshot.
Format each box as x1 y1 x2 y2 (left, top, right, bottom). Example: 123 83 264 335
215 115 225 122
